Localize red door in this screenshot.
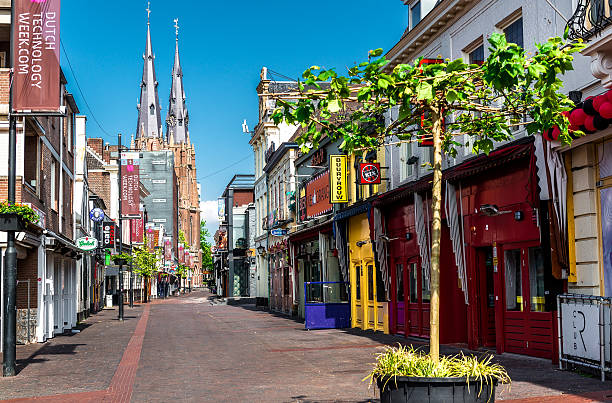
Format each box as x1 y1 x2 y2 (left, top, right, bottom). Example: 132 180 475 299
392 257 407 334
477 247 496 348
406 257 430 338
502 244 553 358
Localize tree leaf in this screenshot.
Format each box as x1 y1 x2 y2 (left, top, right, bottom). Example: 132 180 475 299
328 99 341 113
416 81 433 101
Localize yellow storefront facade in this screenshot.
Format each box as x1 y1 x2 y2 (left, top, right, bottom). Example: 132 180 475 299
342 151 389 334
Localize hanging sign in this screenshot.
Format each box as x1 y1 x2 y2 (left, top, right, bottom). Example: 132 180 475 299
13 0 61 113
89 208 105 222
218 198 225 221
103 223 116 249
329 155 348 203
164 237 172 261
121 152 140 218
359 162 381 184
76 236 97 251
270 229 288 236
306 170 331 219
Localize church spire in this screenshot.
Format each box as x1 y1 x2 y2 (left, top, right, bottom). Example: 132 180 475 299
166 18 189 144
136 2 163 141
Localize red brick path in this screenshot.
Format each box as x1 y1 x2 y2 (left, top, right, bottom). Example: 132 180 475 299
2 304 151 403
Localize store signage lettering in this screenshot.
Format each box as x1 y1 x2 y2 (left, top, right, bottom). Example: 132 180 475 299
89 207 104 222
76 236 97 251
359 162 381 185
103 223 116 249
271 229 288 236
311 148 327 167
130 213 144 244
306 170 332 219
330 155 348 203
13 0 61 112
121 152 140 217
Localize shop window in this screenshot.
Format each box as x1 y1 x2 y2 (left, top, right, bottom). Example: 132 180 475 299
396 264 404 301
355 265 361 299
528 247 547 312
367 265 374 301
505 249 522 311
599 142 612 179
409 263 418 303
376 265 386 302
421 267 430 303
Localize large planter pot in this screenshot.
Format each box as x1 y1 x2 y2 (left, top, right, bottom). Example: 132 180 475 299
0 213 26 232
377 376 497 403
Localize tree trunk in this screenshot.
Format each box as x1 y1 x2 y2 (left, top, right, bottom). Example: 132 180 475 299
429 107 443 363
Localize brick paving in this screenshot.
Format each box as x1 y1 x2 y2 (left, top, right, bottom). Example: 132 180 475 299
1 290 612 402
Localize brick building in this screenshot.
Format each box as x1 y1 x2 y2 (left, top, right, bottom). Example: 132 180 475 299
0 61 83 348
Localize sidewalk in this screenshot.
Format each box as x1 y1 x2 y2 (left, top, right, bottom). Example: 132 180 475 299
0 304 144 401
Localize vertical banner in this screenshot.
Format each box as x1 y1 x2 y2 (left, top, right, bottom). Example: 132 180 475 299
164 237 171 261
130 212 144 244
146 227 155 251
178 243 185 264
121 152 140 217
330 155 349 203
13 0 61 112
103 222 116 249
218 197 225 221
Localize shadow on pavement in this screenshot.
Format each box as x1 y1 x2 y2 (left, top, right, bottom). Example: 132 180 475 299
15 343 86 374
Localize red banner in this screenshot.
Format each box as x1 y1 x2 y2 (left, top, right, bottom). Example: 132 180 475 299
130 213 144 244
13 0 61 112
178 243 185 264
146 227 155 251
121 152 140 217
306 170 332 219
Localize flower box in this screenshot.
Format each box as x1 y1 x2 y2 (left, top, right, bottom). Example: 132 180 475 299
0 213 26 232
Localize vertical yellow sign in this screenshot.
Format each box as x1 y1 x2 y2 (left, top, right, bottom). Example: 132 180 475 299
330 155 348 203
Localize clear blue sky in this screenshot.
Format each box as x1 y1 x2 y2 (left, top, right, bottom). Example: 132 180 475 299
60 0 407 232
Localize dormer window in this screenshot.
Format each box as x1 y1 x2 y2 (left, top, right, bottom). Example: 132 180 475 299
410 1 421 30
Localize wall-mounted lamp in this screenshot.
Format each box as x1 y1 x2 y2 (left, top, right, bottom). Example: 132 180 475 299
479 204 511 217
356 240 368 247
407 156 419 165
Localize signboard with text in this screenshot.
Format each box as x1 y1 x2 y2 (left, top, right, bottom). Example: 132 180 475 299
103 223 116 249
306 170 332 219
121 152 140 218
130 213 144 244
359 162 381 185
330 155 348 203
13 0 61 113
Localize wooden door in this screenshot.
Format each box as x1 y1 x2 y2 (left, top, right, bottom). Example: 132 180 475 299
406 258 429 337
502 245 553 358
365 261 376 328
351 261 363 327
393 259 407 334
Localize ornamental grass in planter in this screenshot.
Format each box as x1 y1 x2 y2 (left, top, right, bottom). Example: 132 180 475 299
364 346 510 403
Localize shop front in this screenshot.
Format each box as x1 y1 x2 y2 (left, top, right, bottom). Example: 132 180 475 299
347 211 388 333
377 138 563 359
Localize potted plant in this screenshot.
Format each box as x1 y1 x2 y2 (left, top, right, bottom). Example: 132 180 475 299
364 346 510 403
112 252 132 266
0 201 39 231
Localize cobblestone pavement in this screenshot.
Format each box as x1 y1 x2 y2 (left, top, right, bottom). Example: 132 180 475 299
1 290 612 402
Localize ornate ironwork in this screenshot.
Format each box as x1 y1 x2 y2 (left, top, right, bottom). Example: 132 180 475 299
566 0 612 41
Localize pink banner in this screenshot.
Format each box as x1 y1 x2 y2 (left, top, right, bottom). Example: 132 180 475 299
178 243 185 264
121 153 140 217
164 238 171 261
13 0 61 112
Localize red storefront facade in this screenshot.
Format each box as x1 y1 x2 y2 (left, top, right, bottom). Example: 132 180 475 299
377 139 564 360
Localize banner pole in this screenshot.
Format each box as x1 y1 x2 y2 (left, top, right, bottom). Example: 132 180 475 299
118 133 124 322
3 0 17 378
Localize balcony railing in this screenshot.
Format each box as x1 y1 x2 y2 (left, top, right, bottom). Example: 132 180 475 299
566 0 612 40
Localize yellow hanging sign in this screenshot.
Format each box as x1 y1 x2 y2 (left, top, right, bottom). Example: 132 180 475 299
330 155 349 203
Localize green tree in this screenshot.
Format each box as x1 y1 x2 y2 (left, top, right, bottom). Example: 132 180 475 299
200 221 213 271
131 235 159 302
271 33 584 362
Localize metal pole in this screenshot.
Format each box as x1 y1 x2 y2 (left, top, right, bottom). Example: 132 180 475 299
129 260 133 308
3 0 17 377
117 134 124 322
